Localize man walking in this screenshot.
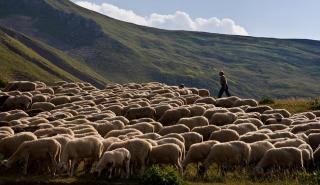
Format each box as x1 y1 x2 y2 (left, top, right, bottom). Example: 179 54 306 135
218 70 231 98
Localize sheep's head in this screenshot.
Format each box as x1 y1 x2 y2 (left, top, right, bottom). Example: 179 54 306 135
1 160 10 168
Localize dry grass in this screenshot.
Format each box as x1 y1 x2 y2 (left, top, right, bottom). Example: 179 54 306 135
269 98 314 114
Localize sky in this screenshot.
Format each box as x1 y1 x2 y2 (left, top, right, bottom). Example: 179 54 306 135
72 0 320 40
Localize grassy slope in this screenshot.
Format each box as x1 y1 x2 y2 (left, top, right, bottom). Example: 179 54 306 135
0 27 109 87
0 0 320 98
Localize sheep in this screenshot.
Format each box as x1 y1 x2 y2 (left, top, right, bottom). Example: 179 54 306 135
182 140 219 172
0 126 14 135
50 96 71 106
180 132 203 151
177 116 209 130
209 112 237 126
104 128 143 138
0 132 37 158
104 116 130 125
233 99 258 107
153 104 173 120
158 124 190 136
255 147 304 174
199 141 251 175
129 118 155 125
4 81 36 92
307 133 320 150
94 120 125 137
94 148 131 178
263 109 291 118
59 136 103 176
34 127 74 137
159 107 191 126
228 123 258 135
2 95 32 111
209 129 240 143
240 133 270 143
298 144 314 169
188 105 206 117
148 122 163 133
215 97 238 108
260 124 288 131
134 133 161 140
245 105 273 114
32 94 48 103
291 122 320 134
191 125 221 141
261 113 284 123
249 141 275 165
2 138 61 175
274 138 306 148
265 118 293 126
203 108 229 120
107 139 152 175
102 137 123 153
267 131 297 139
158 133 185 143
149 143 183 174
194 97 216 105
126 122 154 134
125 106 156 120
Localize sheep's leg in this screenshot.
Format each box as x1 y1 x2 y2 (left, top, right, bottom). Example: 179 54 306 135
125 160 130 179
23 154 29 175
50 154 58 176
70 159 79 177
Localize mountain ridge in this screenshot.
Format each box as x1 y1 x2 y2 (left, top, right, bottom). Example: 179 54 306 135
0 0 319 98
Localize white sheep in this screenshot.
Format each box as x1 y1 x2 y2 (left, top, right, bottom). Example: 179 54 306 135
94 148 131 178
177 116 209 130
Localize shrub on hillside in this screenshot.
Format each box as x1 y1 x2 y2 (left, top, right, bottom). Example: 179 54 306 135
311 98 320 110
141 165 183 185
259 97 275 104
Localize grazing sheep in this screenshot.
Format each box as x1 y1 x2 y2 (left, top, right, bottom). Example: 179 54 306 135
291 122 320 134
199 141 251 175
94 120 125 137
2 138 61 175
240 133 270 143
107 139 152 175
158 124 190 136
209 129 240 143
233 99 258 107
233 118 263 128
149 143 183 174
94 148 131 178
4 81 36 92
267 131 297 139
298 144 314 168
255 147 304 174
148 122 163 133
191 125 221 141
177 116 209 130
182 140 219 172
134 133 161 140
274 138 306 148
228 123 258 135
180 132 203 151
59 136 103 176
153 104 173 120
2 95 32 111
188 105 206 117
307 133 320 150
126 122 154 134
209 112 237 126
0 132 37 158
105 128 143 138
249 141 275 164
263 109 291 118
125 107 156 120
102 137 123 153
158 133 185 143
265 118 292 126
194 97 216 105
156 137 186 160
246 105 273 114
159 107 191 126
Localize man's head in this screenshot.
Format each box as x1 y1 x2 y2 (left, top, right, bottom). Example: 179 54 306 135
219 71 224 76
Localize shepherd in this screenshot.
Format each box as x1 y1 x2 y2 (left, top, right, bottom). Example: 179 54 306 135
218 70 231 98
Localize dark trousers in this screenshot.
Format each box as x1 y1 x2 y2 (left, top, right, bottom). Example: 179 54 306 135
218 85 231 98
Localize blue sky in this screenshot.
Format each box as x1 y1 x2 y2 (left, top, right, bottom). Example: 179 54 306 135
73 0 320 40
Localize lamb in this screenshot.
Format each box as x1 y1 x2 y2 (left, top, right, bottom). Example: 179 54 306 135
107 139 152 175
158 124 190 136
94 148 131 178
249 141 275 164
102 137 123 153
59 136 103 176
255 147 304 174
182 140 219 172
199 141 251 175
149 143 183 174
2 138 61 175
180 132 203 151
209 129 240 143
177 116 209 130
209 112 237 126
159 107 191 126
191 125 221 141
125 106 156 120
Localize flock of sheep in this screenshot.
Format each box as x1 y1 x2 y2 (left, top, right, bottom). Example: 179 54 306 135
0 81 320 179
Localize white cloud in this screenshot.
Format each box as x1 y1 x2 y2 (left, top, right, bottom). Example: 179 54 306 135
73 1 249 36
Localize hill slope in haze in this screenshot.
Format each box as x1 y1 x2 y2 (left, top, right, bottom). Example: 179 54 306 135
0 0 320 98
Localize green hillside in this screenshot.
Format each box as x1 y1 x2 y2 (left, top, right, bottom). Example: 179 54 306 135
0 0 320 98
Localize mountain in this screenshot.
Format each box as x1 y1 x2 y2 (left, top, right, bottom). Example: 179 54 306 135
0 0 320 98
